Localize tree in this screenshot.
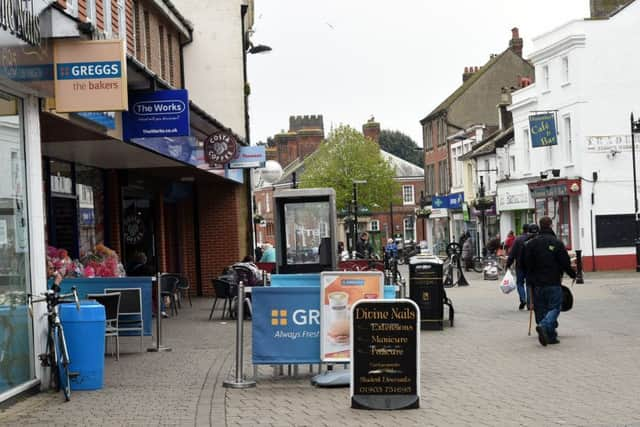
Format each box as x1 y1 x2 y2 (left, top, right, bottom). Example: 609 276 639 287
301 125 400 211
378 130 423 167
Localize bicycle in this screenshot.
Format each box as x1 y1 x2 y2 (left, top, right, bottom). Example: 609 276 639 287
28 284 80 401
471 253 504 274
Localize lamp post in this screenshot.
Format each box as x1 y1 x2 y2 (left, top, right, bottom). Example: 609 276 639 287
631 113 640 272
420 191 427 241
477 176 488 256
352 180 367 258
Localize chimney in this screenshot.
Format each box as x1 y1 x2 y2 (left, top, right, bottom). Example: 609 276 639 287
509 27 523 57
590 0 633 17
362 117 381 143
462 65 480 83
497 87 513 130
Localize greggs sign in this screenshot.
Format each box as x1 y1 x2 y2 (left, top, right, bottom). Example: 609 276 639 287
54 40 127 113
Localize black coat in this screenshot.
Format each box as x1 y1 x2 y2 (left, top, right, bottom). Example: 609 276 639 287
522 228 576 287
506 233 529 271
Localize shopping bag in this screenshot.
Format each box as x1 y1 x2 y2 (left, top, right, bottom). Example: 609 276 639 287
499 270 516 294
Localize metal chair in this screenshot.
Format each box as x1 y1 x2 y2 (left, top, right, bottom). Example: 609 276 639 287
209 279 232 320
160 274 180 316
105 288 144 352
87 292 121 360
176 276 192 308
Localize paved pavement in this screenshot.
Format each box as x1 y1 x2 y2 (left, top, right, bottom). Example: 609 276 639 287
2 270 640 426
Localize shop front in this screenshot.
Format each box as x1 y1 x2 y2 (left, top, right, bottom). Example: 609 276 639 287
528 178 582 249
496 181 534 238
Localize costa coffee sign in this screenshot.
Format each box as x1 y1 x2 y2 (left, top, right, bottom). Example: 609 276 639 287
204 132 237 165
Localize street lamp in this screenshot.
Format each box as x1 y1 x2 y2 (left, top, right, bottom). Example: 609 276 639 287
631 113 640 272
352 180 367 259
420 191 427 241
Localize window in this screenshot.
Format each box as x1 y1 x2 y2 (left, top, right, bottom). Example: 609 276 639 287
134 1 142 58
370 220 380 232
542 65 550 91
105 0 112 37
118 0 126 39
564 115 573 163
87 0 96 22
438 160 449 194
168 33 175 85
402 185 415 205
256 201 262 215
484 160 490 192
265 196 270 212
522 128 531 172
424 123 432 150
509 155 516 175
144 11 151 63
159 26 166 79
67 0 78 17
562 56 569 83
403 217 415 242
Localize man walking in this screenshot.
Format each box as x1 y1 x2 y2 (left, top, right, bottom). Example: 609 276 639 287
505 224 530 310
522 217 576 346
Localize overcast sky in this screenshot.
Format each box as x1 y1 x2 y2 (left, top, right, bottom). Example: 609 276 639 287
248 1 590 147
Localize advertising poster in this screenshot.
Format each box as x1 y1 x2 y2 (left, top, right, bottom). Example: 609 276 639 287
320 271 384 362
351 299 420 410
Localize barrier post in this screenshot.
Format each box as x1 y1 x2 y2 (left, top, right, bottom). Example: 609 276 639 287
575 250 584 284
223 281 256 388
148 273 172 352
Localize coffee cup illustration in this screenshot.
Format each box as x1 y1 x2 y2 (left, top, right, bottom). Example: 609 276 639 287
327 291 349 344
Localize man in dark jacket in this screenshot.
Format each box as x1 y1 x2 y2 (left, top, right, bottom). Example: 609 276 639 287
505 224 530 310
522 217 576 346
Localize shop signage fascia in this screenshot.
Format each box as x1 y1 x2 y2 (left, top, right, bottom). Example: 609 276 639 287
447 192 464 210
528 179 581 199
0 0 41 46
74 111 116 129
429 208 448 218
204 131 237 166
228 145 266 169
529 113 558 148
497 185 534 211
122 89 190 140
431 195 448 209
53 39 127 113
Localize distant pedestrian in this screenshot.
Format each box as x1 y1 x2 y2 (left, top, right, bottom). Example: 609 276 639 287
462 237 473 271
259 243 276 262
522 217 576 346
505 224 531 310
503 230 516 254
356 232 373 259
255 244 263 262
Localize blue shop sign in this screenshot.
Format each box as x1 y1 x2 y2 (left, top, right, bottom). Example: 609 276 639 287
79 208 95 226
529 113 558 148
448 192 464 209
228 145 266 169
122 89 190 141
432 195 448 209
252 287 321 364
75 112 116 129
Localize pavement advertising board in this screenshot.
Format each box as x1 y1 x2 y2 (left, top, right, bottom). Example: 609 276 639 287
351 299 420 410
320 271 384 362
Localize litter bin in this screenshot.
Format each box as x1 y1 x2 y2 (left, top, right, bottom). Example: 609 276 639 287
59 301 105 390
409 253 444 330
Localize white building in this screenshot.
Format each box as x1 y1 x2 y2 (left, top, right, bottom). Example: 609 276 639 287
507 0 640 270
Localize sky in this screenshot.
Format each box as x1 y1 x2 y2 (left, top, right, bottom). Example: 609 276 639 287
248 1 591 147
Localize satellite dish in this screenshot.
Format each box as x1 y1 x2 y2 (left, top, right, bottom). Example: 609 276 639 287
260 160 283 184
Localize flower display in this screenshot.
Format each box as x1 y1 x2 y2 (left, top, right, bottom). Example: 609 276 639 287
415 207 432 218
47 246 83 278
46 244 125 278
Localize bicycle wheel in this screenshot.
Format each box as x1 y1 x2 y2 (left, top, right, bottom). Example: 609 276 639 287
55 327 71 401
472 257 484 273
46 329 60 392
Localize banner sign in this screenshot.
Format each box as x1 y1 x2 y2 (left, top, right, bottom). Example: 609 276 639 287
351 299 420 410
228 145 266 169
75 112 116 129
529 113 558 147
122 89 190 141
447 192 464 209
252 287 321 364
54 40 127 113
320 271 384 362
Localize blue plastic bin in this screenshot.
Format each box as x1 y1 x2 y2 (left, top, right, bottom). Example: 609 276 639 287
384 285 396 299
59 301 105 390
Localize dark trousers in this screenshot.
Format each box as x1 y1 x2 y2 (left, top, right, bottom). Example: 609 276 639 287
533 286 563 341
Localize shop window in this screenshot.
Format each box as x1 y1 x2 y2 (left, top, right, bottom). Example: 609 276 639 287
0 93 33 394
596 214 635 248
76 165 105 258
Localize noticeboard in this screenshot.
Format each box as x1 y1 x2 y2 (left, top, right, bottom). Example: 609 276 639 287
351 299 420 410
320 271 384 362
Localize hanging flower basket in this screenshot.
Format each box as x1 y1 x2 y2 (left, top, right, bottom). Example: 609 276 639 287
415 208 431 218
473 197 494 211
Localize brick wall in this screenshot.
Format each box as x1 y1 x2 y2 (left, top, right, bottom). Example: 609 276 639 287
177 197 198 295
155 192 168 272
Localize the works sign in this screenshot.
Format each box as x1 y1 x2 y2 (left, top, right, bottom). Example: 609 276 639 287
122 89 190 140
0 0 40 46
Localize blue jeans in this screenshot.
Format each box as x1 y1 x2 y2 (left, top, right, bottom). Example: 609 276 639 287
516 269 528 305
533 286 563 341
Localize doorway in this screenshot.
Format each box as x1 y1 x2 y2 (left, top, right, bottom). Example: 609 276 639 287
122 190 157 275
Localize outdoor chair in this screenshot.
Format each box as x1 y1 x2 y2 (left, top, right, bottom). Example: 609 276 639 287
160 274 180 316
209 279 233 320
176 275 192 308
87 292 121 360
105 288 144 352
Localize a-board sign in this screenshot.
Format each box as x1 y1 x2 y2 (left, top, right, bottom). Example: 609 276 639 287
351 299 420 410
320 271 384 362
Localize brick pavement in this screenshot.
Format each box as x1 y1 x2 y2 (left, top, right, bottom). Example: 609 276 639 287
2 271 640 426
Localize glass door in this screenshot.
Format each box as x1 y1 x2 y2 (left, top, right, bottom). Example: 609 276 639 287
122 191 157 276
0 93 33 394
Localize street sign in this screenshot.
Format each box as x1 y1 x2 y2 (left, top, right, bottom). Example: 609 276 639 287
351 299 420 410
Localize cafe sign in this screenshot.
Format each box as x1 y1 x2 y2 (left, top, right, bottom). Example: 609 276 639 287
54 40 127 113
204 131 237 166
351 299 420 410
529 113 558 148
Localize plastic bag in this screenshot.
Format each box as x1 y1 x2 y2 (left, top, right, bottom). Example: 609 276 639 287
500 270 516 294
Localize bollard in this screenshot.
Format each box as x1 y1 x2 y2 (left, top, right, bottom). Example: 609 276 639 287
223 281 256 388
148 274 172 352
575 250 584 284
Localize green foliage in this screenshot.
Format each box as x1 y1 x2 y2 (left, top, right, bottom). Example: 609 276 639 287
301 125 400 211
378 130 423 167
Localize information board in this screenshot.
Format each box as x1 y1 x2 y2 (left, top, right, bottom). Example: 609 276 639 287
351 299 420 410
